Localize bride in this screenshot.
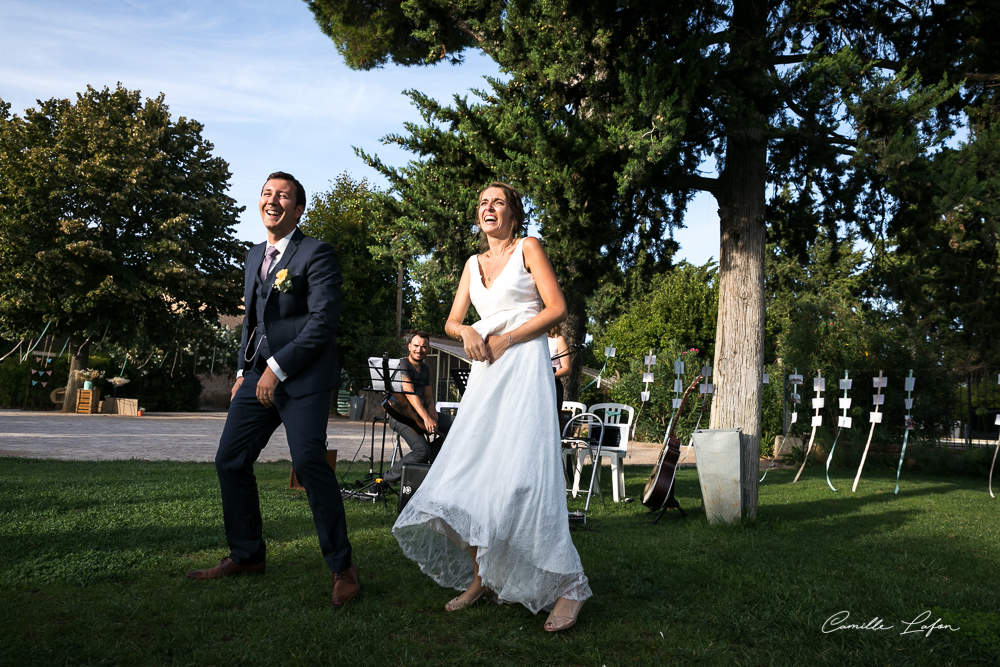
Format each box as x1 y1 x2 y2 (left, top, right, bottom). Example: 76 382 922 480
392 182 591 632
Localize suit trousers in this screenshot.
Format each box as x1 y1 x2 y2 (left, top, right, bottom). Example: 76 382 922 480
215 368 351 572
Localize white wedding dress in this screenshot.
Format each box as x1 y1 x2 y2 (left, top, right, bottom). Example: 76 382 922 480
392 239 592 613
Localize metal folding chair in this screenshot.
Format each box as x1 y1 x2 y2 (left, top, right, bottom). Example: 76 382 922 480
561 412 606 511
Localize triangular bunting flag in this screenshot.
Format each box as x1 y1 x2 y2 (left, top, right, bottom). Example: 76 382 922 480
46 370 52 376
30 369 36 374
35 356 41 363
46 358 52 364
31 380 38 386
41 382 47 387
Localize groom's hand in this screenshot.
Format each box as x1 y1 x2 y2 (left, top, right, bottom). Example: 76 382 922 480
230 376 244 402
257 367 279 408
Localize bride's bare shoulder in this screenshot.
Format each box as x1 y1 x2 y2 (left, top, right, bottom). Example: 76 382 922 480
520 236 549 261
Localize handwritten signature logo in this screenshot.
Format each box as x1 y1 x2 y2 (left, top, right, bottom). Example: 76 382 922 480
822 610 960 637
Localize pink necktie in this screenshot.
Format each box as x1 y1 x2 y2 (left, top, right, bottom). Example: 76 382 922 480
259 246 278 282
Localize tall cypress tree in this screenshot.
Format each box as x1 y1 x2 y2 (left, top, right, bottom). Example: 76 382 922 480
307 0 999 515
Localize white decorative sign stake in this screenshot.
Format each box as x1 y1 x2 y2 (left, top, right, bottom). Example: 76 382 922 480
826 370 852 492
700 365 713 395
793 370 824 483
596 343 616 389
788 369 803 426
894 370 915 495
671 356 684 410
640 349 655 403
853 370 886 493
991 374 1000 499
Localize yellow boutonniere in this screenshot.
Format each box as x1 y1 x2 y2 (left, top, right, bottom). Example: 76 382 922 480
274 268 293 293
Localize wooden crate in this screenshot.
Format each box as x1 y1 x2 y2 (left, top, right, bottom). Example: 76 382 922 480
289 450 337 490
76 389 100 414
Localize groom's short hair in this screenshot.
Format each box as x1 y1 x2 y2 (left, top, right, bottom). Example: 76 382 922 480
263 171 306 208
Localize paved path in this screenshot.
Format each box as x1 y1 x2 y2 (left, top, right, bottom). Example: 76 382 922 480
0 409 679 466
0 410 371 463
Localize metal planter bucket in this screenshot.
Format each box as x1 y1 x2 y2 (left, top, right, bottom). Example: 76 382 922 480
692 428 745 524
348 396 365 421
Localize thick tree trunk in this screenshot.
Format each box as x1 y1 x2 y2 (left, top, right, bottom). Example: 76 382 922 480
710 163 766 519
708 0 768 519
62 339 89 413
562 295 588 401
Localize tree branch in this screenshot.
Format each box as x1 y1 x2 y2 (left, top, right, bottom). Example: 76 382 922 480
771 54 808 66
769 128 857 147
454 19 483 43
881 0 919 21
961 72 1000 83
652 173 720 195
704 30 729 47
872 59 904 72
872 59 1000 82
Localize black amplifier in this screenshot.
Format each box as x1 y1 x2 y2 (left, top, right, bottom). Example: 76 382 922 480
397 463 432 513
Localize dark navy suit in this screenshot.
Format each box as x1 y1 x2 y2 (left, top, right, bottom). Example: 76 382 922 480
216 227 351 572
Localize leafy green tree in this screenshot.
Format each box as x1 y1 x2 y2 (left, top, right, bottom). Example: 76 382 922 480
307 0 999 515
764 223 868 364
875 101 1000 369
596 260 719 366
357 93 492 334
0 85 245 410
776 291 955 447
298 172 406 384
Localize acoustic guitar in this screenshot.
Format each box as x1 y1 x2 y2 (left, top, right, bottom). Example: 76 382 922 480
376 355 431 436
382 393 431 436
641 374 702 510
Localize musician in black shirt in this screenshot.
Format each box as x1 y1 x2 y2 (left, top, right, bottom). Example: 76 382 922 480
383 331 452 483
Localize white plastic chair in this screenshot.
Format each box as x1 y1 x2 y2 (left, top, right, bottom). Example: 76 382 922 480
581 403 635 502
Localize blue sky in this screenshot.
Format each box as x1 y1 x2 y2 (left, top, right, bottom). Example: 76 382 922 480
1 0 720 264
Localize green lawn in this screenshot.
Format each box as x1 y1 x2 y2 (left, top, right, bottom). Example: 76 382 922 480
1 457 997 666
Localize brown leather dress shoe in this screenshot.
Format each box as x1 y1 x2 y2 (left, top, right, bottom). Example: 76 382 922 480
331 565 360 608
185 557 266 580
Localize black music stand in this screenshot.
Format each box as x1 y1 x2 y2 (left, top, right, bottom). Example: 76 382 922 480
450 368 470 396
340 355 417 506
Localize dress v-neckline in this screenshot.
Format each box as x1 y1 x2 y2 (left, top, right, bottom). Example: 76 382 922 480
475 239 522 291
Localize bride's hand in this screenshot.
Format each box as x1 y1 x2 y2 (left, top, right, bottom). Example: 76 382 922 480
485 334 511 363
462 327 493 363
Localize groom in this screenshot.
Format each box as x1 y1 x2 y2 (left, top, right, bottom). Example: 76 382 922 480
186 172 359 608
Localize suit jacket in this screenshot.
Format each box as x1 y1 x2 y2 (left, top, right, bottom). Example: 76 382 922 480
237 228 342 398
